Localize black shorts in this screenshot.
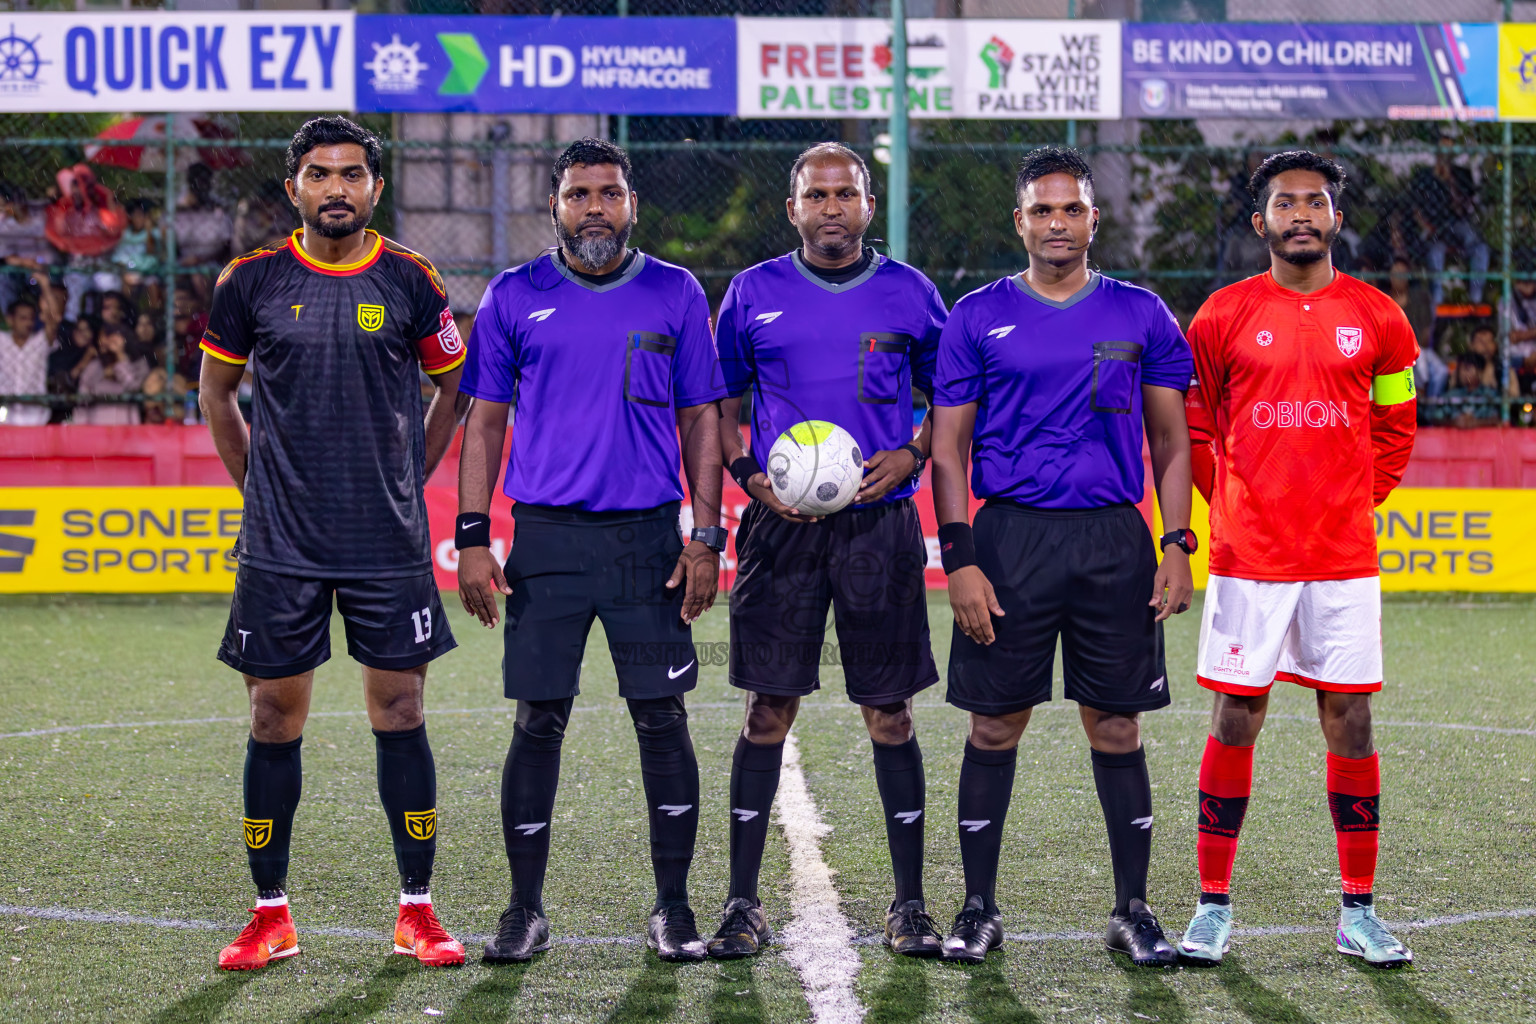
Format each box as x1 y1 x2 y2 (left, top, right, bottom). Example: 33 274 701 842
218 566 457 679
946 501 1169 716
728 498 938 707
501 501 698 702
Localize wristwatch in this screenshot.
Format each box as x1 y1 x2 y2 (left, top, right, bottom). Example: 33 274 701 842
690 526 729 553
1159 528 1198 555
900 443 927 478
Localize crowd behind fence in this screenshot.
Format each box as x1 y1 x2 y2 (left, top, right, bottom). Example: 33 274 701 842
2 112 1533 429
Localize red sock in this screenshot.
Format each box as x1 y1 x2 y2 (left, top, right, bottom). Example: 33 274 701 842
1196 735 1254 897
1326 751 1380 897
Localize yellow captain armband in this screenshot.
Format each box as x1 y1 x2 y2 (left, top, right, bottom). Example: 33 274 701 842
1372 367 1416 405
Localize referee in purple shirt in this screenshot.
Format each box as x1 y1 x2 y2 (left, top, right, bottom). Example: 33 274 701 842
929 147 1196 966
710 143 948 959
455 139 727 964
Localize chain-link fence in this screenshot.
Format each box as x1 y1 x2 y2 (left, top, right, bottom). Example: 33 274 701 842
3 109 1533 425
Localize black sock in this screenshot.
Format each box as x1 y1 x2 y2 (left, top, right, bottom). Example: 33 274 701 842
728 735 784 903
243 735 302 898
958 741 1016 915
1200 892 1231 906
872 736 926 905
1090 745 1154 917
374 723 437 893
630 696 699 906
500 698 571 913
1342 892 1373 909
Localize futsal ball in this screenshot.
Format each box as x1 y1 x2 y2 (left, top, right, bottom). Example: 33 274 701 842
766 420 863 516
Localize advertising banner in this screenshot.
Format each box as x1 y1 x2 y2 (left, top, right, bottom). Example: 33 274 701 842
355 16 735 114
1124 22 1498 121
736 18 1120 120
2 483 1531 594
1498 22 1536 120
0 488 242 594
0 12 354 113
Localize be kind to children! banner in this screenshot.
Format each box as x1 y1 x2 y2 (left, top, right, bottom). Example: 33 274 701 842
1124 22 1499 121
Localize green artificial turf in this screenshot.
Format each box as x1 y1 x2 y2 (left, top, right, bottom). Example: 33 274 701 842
0 592 1532 1022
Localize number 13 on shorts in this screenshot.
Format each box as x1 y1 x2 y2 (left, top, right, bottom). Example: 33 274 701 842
411 607 433 644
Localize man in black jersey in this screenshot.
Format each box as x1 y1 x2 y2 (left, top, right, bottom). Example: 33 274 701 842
200 116 469 970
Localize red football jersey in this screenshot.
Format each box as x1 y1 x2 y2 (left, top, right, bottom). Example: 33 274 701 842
1186 271 1418 582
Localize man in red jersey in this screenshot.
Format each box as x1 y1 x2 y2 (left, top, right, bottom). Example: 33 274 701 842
1176 151 1417 968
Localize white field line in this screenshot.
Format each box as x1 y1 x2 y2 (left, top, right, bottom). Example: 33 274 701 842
5 901 1532 950
775 731 865 1024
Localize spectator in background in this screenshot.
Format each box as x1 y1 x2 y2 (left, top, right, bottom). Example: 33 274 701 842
114 199 162 311
1383 256 1446 398
75 322 148 425
1411 136 1490 307
1466 325 1500 391
0 182 56 315
134 311 163 368
171 284 208 392
0 295 59 425
1513 349 1536 401
1438 352 1503 428
174 163 233 308
233 178 296 254
1503 274 1536 370
97 290 133 331
47 317 98 423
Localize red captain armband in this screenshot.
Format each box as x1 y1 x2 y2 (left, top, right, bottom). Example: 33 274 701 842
416 308 466 374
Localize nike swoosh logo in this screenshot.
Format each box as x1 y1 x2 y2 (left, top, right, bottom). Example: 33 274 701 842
667 660 695 679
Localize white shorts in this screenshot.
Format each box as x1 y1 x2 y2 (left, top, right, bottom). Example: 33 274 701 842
1196 574 1383 695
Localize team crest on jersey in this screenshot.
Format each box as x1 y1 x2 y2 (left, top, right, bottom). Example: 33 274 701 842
1256 330 1273 347
436 309 463 355
357 304 387 332
1336 326 1363 358
404 809 437 840
243 817 273 849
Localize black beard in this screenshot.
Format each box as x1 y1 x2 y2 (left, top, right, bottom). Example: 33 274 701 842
556 214 634 271
305 202 372 239
805 225 863 262
1267 223 1336 265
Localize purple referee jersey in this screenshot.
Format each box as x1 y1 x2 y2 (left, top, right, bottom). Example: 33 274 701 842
460 251 726 511
715 251 947 506
933 272 1193 509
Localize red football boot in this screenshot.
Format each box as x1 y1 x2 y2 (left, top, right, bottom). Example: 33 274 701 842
218 904 300 970
394 901 466 966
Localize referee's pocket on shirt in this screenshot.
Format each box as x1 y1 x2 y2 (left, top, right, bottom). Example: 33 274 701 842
857 332 913 405
624 331 677 408
1089 340 1144 414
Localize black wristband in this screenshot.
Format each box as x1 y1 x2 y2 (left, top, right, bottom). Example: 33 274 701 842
454 512 492 550
937 522 976 574
729 455 761 491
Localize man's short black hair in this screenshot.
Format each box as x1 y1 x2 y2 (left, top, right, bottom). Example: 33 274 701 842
550 137 633 194
6 296 38 318
286 116 383 181
1016 146 1095 205
1249 150 1346 211
788 142 872 196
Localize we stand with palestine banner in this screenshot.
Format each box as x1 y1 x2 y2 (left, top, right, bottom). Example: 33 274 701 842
4 12 1536 120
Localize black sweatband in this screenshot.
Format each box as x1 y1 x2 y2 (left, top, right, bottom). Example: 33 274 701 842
454 512 492 550
729 456 761 491
937 522 977 574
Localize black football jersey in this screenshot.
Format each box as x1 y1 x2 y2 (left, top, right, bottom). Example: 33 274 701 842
201 230 465 578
